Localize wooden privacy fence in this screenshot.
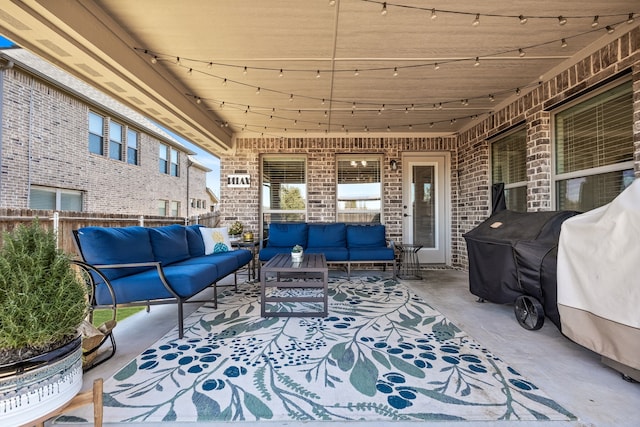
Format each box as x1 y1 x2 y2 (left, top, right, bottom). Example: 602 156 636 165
0 209 221 256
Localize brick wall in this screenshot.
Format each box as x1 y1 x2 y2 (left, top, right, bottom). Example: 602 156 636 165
0 66 210 217
220 27 640 270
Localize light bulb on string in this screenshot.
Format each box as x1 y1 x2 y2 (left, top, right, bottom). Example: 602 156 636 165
207 62 213 69
393 67 398 77
472 14 480 26
561 38 568 48
519 15 527 24
558 16 567 25
430 8 437 20
151 56 157 64
627 13 635 24
243 66 247 75
256 87 261 95
381 2 387 16
222 78 227 86
606 25 615 34
434 62 440 70
316 70 321 78
279 69 283 78
354 69 359 76
474 57 480 66
187 68 192 75
518 48 526 57
591 16 599 28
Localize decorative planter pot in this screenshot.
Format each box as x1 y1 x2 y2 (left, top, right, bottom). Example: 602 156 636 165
0 336 83 426
291 251 303 262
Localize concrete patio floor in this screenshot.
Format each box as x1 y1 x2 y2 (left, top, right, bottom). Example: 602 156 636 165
61 269 639 427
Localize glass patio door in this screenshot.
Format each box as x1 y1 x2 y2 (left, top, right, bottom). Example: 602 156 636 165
402 155 448 264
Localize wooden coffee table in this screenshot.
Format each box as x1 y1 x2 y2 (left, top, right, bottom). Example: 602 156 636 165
260 253 328 317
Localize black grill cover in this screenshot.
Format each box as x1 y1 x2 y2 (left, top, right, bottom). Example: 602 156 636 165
463 210 579 329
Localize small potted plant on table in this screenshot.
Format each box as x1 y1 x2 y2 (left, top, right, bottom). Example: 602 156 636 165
291 244 304 262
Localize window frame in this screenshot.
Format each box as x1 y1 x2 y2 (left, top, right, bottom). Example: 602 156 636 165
335 154 384 223
127 128 139 165
551 77 634 211
260 154 308 237
88 111 104 155
108 120 124 161
489 126 528 212
29 185 83 211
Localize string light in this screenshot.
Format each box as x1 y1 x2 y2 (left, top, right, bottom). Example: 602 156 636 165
187 68 192 75
561 38 568 48
519 15 528 24
354 69 359 76
279 69 283 78
472 14 480 26
381 2 387 16
430 8 437 20
591 16 599 28
606 25 615 34
256 87 261 95
558 16 567 25
627 13 635 24
474 57 480 66
208 62 213 69
316 70 321 78
518 48 526 57
393 67 398 76
151 56 157 64
434 62 440 70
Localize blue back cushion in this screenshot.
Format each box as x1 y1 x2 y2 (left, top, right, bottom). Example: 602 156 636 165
347 224 387 247
185 224 205 256
76 226 155 280
149 225 191 265
268 223 308 248
307 223 346 248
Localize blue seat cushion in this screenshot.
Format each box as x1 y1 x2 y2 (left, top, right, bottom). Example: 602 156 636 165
347 224 387 248
149 225 191 265
305 247 349 261
95 263 217 304
76 226 154 281
259 246 290 261
185 224 205 257
177 249 252 278
307 223 346 248
349 247 395 261
268 223 308 248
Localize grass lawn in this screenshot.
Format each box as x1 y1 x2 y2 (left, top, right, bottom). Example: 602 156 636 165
92 306 145 327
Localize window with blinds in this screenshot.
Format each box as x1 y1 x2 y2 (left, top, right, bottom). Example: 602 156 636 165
491 127 527 211
554 79 634 212
30 186 82 211
336 155 382 222
261 156 307 233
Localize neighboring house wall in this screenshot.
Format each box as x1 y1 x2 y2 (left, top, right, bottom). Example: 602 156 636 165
218 28 640 269
0 58 210 217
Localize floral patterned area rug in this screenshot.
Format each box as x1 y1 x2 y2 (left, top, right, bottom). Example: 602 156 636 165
57 276 574 423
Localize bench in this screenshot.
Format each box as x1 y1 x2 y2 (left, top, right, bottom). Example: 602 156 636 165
72 224 252 339
259 222 396 277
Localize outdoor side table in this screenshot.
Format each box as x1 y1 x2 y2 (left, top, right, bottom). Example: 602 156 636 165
396 243 423 280
231 238 261 281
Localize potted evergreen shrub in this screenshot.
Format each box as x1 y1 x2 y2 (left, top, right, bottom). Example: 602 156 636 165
0 219 88 425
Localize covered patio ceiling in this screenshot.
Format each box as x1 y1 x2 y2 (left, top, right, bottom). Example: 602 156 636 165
0 1 638 157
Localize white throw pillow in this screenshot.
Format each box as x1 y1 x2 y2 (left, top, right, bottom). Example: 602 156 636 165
199 227 234 254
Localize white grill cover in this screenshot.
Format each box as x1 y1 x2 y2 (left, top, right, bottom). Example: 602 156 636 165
557 178 640 370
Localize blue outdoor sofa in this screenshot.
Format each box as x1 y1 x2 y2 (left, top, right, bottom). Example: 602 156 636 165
72 224 252 339
259 222 396 277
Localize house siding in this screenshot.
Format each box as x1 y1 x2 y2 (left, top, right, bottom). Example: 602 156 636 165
0 62 211 217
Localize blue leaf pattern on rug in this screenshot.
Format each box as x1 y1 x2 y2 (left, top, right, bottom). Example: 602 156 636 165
63 277 575 423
